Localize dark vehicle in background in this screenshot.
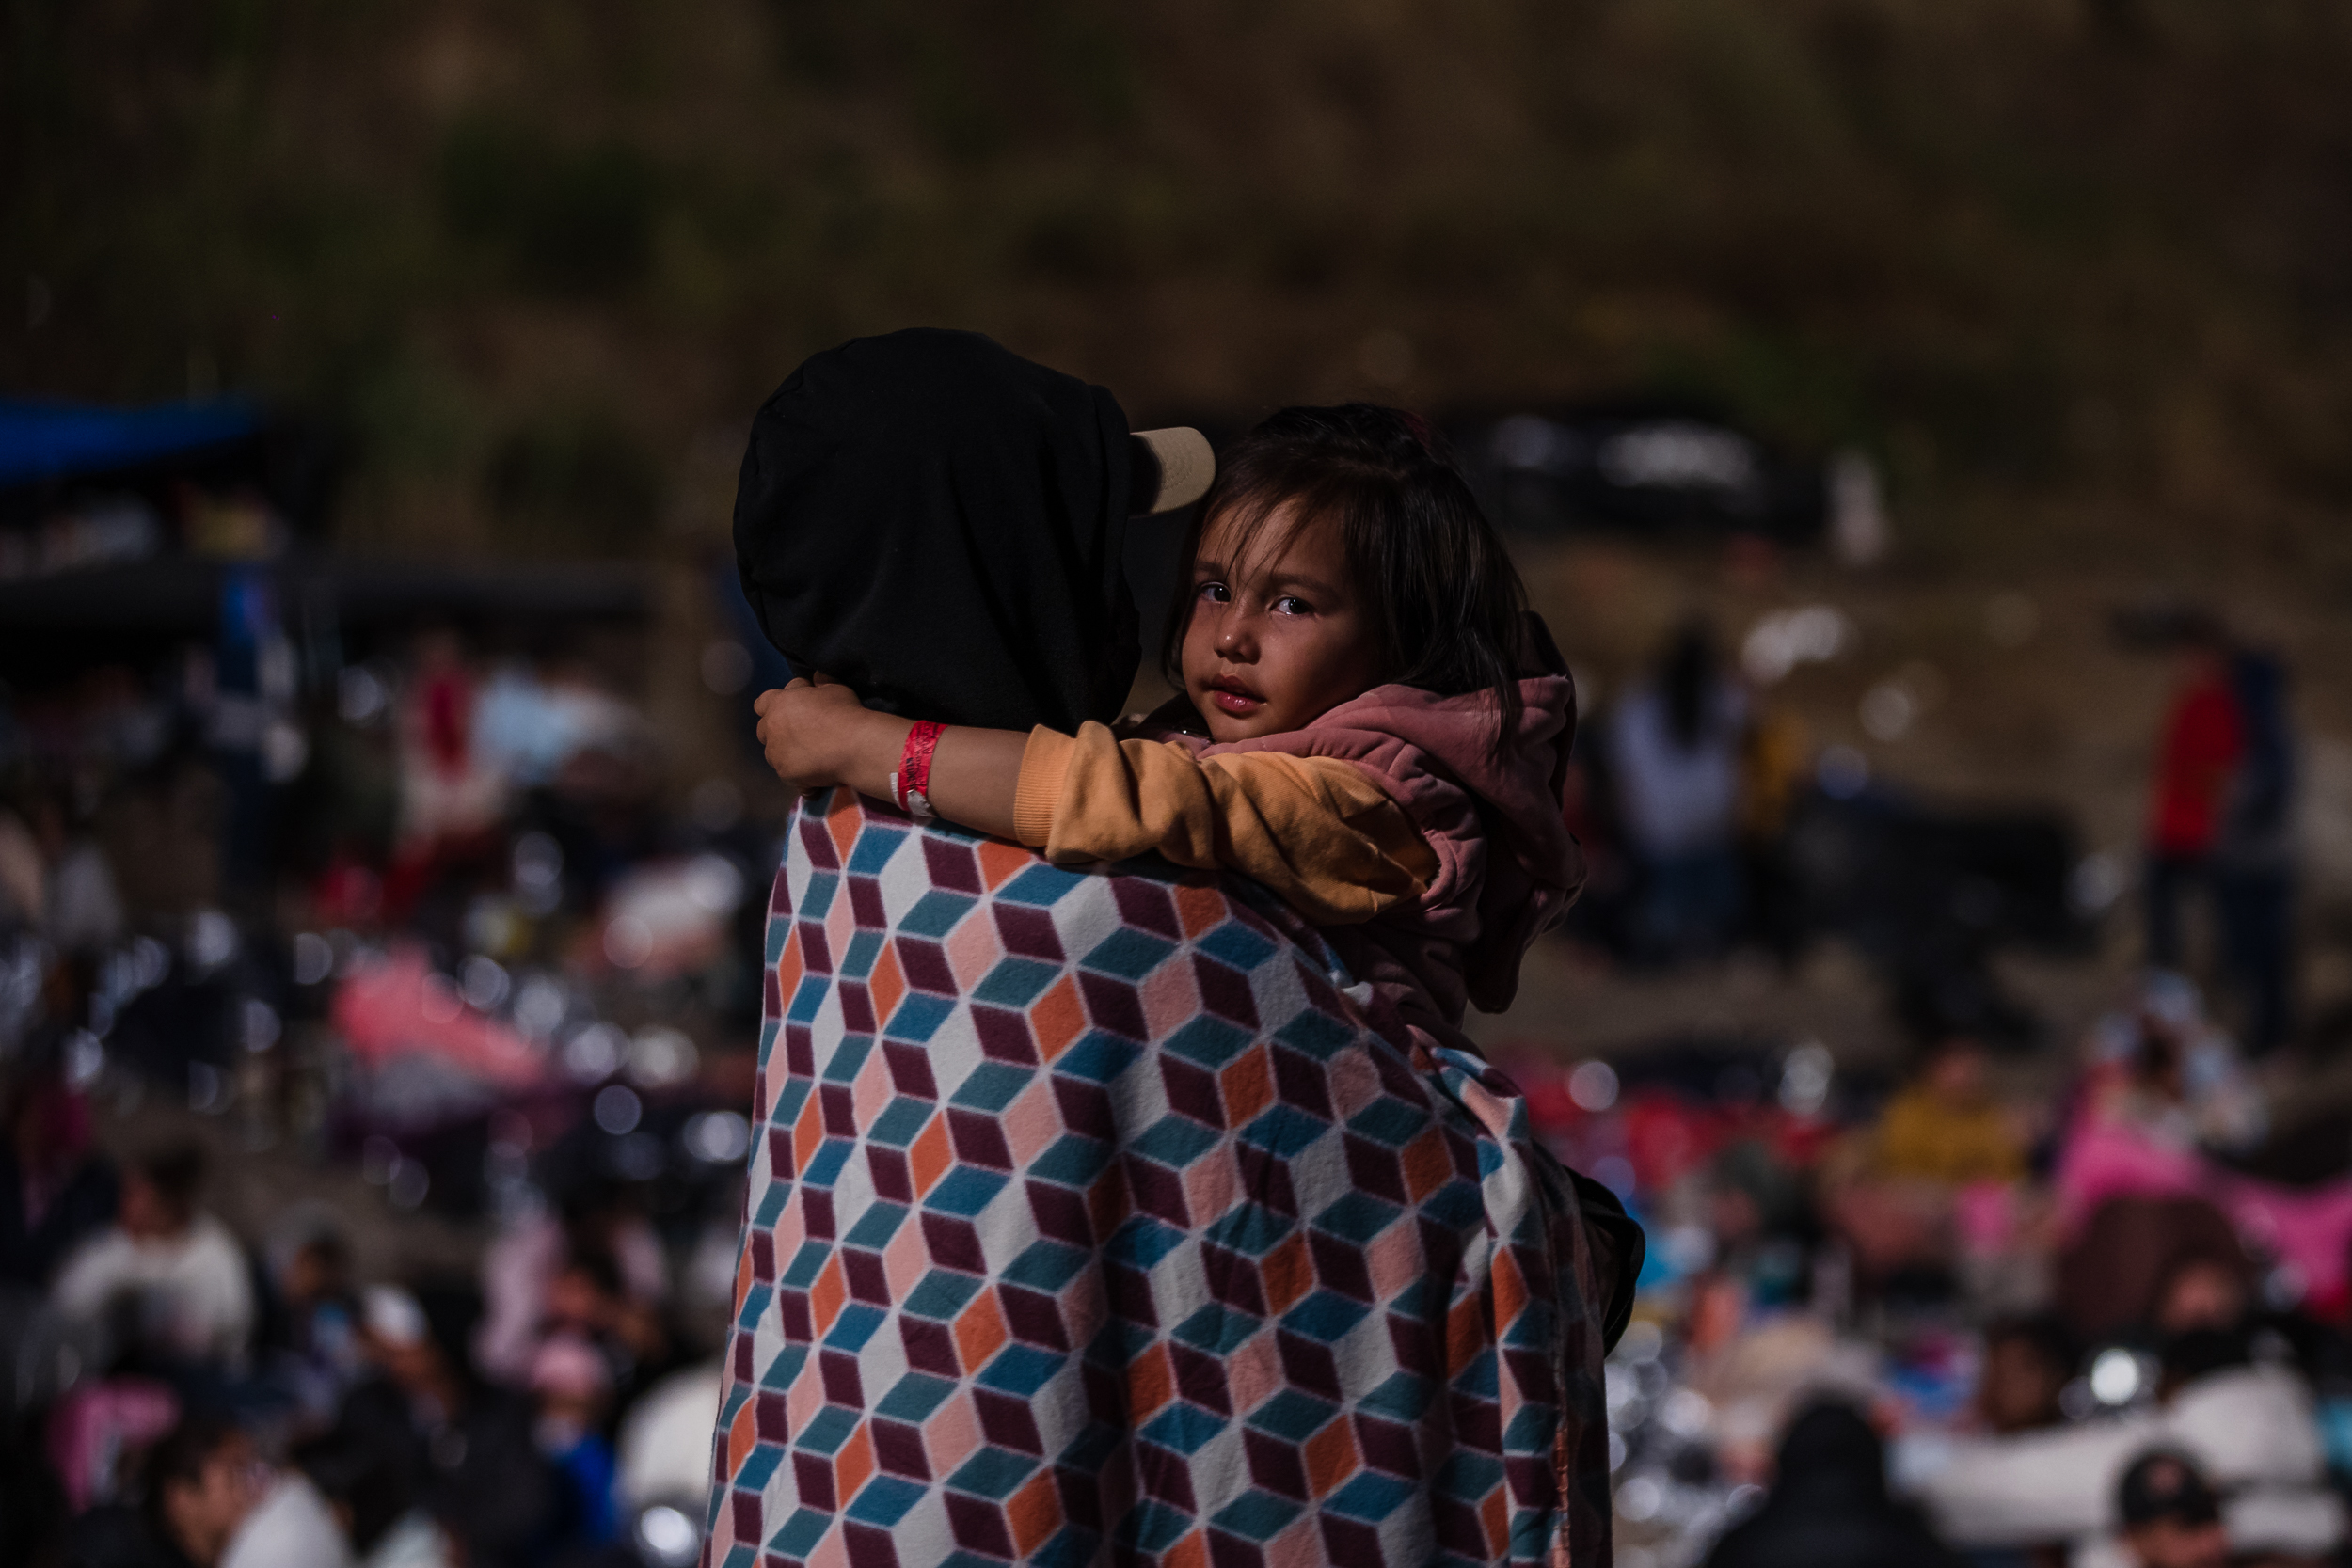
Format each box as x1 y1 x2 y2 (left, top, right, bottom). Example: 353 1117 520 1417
1456 405 1828 545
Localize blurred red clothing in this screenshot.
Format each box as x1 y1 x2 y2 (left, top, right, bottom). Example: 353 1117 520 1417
421 668 473 778
2148 671 2244 856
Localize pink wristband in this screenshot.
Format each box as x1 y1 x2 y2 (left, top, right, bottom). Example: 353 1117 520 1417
891 721 944 820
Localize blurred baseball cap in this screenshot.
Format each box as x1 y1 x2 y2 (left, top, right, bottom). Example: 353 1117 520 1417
2118 1449 2222 1528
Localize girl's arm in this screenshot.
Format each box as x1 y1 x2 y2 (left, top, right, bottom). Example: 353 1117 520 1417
1016 722 1434 922
755 678 1434 925
753 678 1026 839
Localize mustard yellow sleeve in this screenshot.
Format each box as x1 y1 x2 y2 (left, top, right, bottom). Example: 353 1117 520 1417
1010 722 1437 925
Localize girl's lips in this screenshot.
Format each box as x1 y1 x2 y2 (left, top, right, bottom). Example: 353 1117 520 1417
1208 684 1261 716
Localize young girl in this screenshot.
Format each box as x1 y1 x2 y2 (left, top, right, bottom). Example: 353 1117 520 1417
754 402 1583 1052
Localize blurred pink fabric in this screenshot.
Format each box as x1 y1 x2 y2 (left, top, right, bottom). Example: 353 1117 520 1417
1954 1180 2017 1256
529 1334 611 1402
331 944 545 1088
46 1379 178 1513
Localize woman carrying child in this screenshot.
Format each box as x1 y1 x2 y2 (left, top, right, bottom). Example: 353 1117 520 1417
712 330 1635 1567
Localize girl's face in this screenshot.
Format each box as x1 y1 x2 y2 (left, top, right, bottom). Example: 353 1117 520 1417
1182 501 1388 742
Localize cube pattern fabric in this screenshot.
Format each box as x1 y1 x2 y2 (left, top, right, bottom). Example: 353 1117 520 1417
705 791 1608 1566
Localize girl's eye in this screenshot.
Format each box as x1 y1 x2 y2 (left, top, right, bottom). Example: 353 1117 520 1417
1197 581 1230 604
1272 595 1311 616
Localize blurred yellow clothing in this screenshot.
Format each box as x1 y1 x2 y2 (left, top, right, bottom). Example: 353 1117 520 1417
1874 1087 2025 1185
1740 709 1810 841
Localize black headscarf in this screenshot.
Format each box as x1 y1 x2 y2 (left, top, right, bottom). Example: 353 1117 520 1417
733 328 1140 734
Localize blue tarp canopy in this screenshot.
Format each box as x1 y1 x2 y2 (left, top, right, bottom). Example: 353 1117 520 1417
0 397 262 488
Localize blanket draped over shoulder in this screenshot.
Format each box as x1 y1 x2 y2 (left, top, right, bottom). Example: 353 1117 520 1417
704 791 1612 1566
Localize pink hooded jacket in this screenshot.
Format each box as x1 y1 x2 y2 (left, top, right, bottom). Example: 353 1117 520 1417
1149 666 1586 1053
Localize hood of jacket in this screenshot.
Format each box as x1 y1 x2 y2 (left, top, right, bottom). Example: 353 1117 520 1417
1193 665 1584 1016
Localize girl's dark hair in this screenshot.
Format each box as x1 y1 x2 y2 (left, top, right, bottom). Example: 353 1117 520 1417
1160 404 1532 753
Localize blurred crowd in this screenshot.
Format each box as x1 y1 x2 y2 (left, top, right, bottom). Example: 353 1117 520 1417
1502 981 2352 1567
1513 610 2335 1568
1568 611 2301 1058
0 559 2331 1568
0 619 771 1567
3 1131 726 1568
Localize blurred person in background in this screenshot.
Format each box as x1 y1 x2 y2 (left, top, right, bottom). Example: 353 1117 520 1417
0 1062 119 1291
528 1335 619 1557
536 1246 671 1410
1610 620 1750 962
256 1211 363 1433
1874 1037 2027 1188
2137 623 2300 1058
2079 989 2265 1157
2210 646 2296 1056
52 1144 254 1371
143 1418 273 1568
137 1415 354 1568
1817 1117 1966 1307
1705 1138 1812 1307
1914 1324 2344 1564
298 1305 461 1568
312 1286 432 1512
1738 705 1812 965
301 1436 452 1568
1977 1315 2078 1437
1705 1398 1964 1568
2144 619 2239 985
35 786 127 958
474 1178 666 1389
386 629 502 922
1677 1266 1883 1486
2109 1450 2227 1568
2139 631 2299 1057
343 1284 558 1568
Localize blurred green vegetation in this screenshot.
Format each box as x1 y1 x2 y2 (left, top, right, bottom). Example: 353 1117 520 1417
6 0 2351 558
437 116 666 297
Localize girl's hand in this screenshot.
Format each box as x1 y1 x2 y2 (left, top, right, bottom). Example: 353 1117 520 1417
753 677 895 794
750 679 1027 838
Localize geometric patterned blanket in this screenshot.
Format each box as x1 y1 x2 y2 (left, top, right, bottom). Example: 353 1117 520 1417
705 790 1611 1566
